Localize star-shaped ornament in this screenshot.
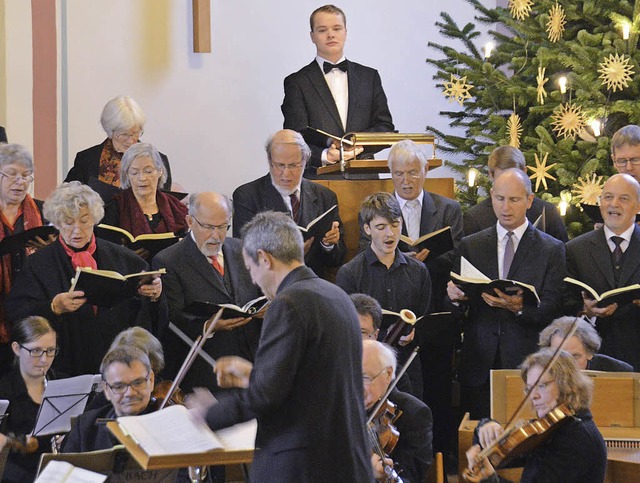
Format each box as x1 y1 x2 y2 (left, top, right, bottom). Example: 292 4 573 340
528 153 557 192
508 0 534 20
536 66 549 105
551 103 586 140
507 112 523 148
442 74 473 106
598 53 635 92
546 3 566 43
572 173 605 205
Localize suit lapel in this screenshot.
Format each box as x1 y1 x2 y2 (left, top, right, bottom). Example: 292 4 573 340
507 224 534 279
299 180 319 227
304 61 344 133
588 230 616 288
477 228 499 280
419 191 438 235
618 225 640 286
345 60 360 132
184 236 230 298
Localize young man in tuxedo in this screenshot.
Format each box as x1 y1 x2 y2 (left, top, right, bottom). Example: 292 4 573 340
281 4 394 173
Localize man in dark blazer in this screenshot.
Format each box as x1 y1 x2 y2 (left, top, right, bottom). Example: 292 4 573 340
358 140 462 456
152 192 262 391
463 146 568 242
363 340 433 483
447 169 565 418
281 5 394 172
565 174 640 371
232 129 346 279
188 211 373 482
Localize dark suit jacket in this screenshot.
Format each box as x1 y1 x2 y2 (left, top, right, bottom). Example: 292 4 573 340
62 405 119 453
205 266 372 482
565 226 640 370
65 140 172 201
389 388 433 483
282 60 394 168
588 353 634 372
232 175 346 278
358 190 463 312
464 196 568 242
453 224 565 386
152 236 262 389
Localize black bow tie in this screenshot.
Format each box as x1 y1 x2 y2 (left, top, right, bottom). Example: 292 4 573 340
323 60 348 74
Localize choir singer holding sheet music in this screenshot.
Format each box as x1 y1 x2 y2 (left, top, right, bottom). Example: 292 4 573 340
564 173 640 372
6 182 166 376
446 169 565 419
187 211 373 482
232 129 345 279
0 316 62 483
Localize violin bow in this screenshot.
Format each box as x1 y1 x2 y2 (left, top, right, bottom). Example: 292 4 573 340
502 316 580 434
367 346 419 426
158 308 224 411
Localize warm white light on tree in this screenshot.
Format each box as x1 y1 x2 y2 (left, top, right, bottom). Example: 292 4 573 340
558 76 567 94
468 168 479 187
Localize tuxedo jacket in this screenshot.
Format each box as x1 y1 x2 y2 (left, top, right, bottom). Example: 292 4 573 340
205 266 373 482
65 140 172 199
358 190 463 312
454 224 565 386
232 174 346 278
282 60 394 168
565 226 640 371
152 236 262 390
464 196 568 242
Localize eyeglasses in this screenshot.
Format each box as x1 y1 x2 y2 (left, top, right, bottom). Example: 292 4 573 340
525 379 555 393
127 167 159 178
192 216 230 233
270 162 304 173
113 130 143 141
392 170 422 180
613 157 640 167
19 344 59 358
0 171 34 183
361 329 377 340
363 368 387 386
104 373 150 394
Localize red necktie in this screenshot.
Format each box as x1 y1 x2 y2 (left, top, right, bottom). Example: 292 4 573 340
209 256 224 276
290 191 301 223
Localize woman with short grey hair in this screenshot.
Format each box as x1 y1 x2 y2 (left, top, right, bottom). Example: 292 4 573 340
6 181 166 376
64 96 172 202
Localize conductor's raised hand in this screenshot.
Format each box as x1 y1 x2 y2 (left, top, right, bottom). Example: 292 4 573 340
214 356 253 388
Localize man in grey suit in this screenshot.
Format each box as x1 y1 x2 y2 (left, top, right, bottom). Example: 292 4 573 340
447 169 565 418
187 211 373 482
152 192 262 392
232 129 346 279
281 4 394 172
565 174 640 371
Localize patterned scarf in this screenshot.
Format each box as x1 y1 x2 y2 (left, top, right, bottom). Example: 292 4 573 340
98 138 122 187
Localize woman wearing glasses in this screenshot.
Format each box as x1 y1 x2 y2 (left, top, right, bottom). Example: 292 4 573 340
0 144 54 378
101 143 187 253
64 96 172 202
465 348 607 483
6 182 165 377
0 316 61 483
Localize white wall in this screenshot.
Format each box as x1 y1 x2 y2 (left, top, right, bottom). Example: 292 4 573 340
4 0 493 198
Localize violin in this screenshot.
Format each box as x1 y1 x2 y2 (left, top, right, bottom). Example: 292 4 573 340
150 379 186 410
463 404 573 481
382 309 417 347
3 433 39 454
367 400 403 483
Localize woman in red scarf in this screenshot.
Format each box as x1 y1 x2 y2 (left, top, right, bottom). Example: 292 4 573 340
0 144 51 377
6 182 167 376
102 143 188 252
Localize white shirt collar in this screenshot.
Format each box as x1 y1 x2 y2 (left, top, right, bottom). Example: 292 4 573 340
395 190 424 211
603 223 635 245
316 55 347 71
496 219 529 241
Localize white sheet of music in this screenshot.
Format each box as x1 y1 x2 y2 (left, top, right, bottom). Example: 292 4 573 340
460 256 490 280
215 419 257 451
35 460 107 483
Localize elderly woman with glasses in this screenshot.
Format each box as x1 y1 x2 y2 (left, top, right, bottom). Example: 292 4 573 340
0 144 54 378
465 348 607 483
6 182 166 377
64 96 172 202
0 316 62 483
102 143 187 245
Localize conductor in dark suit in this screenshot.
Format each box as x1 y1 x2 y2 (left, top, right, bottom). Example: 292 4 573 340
463 146 568 242
447 169 565 418
152 192 262 391
232 129 346 279
565 174 640 371
187 211 373 482
281 4 394 172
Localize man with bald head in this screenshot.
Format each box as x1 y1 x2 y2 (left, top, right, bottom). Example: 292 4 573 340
447 168 565 418
565 173 640 370
152 192 262 392
232 129 346 279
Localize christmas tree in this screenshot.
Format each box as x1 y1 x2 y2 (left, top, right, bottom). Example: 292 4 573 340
426 0 640 236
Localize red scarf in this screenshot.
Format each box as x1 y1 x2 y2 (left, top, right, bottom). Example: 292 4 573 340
59 234 98 271
114 188 188 236
0 194 43 343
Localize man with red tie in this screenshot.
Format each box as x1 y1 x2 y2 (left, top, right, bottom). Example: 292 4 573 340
152 192 262 393
232 129 345 279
